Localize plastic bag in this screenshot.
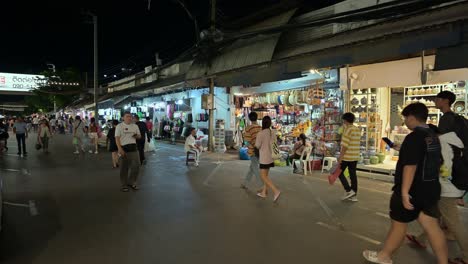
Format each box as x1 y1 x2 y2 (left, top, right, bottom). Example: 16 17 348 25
144 139 156 152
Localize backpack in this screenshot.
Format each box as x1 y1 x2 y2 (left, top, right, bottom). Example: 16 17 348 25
270 130 281 160
445 113 468 191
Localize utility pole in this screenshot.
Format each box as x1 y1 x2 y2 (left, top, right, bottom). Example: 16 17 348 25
93 14 99 118
47 64 58 118
208 0 216 152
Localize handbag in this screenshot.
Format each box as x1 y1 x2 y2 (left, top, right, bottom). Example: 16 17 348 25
270 130 281 160
35 141 42 150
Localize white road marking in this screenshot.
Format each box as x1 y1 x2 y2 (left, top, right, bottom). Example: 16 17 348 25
316 197 346 230
2 168 20 172
3 200 39 216
3 202 29 207
203 163 223 186
376 212 390 219
316 222 382 245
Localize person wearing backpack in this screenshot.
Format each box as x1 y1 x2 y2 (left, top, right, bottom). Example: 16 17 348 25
435 91 468 205
405 125 468 264
363 103 448 264
255 116 281 202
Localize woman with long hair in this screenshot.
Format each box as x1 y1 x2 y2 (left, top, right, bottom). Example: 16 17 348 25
107 120 120 168
88 117 99 154
255 116 281 202
290 133 309 173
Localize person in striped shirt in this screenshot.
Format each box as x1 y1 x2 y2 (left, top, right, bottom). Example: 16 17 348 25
241 112 263 190
338 112 361 202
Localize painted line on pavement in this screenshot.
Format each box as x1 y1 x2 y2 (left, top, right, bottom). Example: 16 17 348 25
304 176 392 195
203 163 223 186
2 168 20 172
3 201 29 208
316 197 346 231
375 212 390 219
316 222 381 245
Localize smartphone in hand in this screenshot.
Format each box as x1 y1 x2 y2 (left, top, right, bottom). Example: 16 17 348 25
382 137 394 148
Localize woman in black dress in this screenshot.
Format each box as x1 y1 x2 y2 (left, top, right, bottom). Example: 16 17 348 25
107 120 119 168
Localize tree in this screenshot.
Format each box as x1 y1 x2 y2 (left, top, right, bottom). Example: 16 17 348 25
25 68 83 114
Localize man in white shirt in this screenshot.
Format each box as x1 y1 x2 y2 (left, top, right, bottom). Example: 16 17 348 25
185 127 201 166
32 116 39 132
116 112 142 192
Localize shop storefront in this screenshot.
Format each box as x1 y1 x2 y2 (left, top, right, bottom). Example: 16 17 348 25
231 69 343 161
340 56 468 175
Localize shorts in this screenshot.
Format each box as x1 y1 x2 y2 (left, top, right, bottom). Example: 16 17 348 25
259 163 275 169
89 132 98 139
389 192 440 223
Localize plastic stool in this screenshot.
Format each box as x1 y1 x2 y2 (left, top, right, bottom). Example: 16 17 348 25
321 157 338 173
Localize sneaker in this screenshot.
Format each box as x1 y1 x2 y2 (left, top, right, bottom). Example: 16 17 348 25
94 151 99 154
88 150 93 154
363 250 392 264
195 162 199 167
348 195 358 202
73 151 80 154
341 190 356 200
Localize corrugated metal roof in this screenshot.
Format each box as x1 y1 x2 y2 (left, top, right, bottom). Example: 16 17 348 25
186 10 297 80
274 1 468 60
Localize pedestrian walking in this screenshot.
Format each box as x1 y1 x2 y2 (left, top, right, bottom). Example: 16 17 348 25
32 115 39 132
68 117 74 134
0 119 9 152
88 117 99 154
134 116 150 165
241 112 262 190
185 127 202 166
13 116 28 156
107 120 119 168
338 113 361 202
73 116 85 154
405 126 468 264
255 116 281 202
146 117 153 139
38 121 52 153
363 103 448 264
116 112 141 192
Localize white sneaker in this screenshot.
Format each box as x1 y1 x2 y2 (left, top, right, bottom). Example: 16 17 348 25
363 250 392 264
73 151 80 154
195 162 199 167
88 150 93 154
341 190 356 200
348 195 358 202
94 151 99 154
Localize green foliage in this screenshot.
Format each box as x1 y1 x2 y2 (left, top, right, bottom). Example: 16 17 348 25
25 68 83 114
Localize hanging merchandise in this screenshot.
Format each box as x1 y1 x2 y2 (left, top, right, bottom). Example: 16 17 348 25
214 119 226 153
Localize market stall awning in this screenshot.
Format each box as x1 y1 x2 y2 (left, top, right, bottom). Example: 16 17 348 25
186 10 296 81
427 68 468 84
434 43 468 71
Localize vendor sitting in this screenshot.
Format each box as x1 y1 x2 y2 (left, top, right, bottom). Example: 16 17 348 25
289 134 310 172
185 127 202 167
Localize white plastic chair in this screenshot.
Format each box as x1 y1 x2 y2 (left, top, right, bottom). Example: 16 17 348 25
321 157 338 173
292 146 312 175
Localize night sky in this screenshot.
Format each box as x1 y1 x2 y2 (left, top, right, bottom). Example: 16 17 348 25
1 0 341 80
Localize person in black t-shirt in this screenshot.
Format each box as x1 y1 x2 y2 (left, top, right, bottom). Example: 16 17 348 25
363 103 448 264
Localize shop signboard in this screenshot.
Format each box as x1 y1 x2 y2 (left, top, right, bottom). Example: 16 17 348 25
0 72 46 92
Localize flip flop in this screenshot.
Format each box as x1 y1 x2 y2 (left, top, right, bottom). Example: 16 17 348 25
130 185 140 191
273 192 281 203
256 193 266 198
121 187 129 192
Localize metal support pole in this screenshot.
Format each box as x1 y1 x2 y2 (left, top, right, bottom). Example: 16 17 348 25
208 78 215 152
93 15 98 118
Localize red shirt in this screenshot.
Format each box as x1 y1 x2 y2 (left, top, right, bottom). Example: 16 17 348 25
146 121 153 131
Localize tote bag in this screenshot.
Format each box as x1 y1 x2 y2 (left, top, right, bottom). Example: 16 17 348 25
270 130 281 160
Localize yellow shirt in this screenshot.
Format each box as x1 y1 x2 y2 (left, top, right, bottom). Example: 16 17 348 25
244 124 262 156
341 125 360 161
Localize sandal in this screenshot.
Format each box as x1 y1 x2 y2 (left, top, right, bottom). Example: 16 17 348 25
449 258 468 264
256 193 266 198
363 250 393 264
130 185 140 191
121 187 129 192
405 234 426 248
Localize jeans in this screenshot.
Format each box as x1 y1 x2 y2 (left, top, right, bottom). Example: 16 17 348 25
243 156 261 187
119 151 140 187
16 133 26 154
338 161 358 194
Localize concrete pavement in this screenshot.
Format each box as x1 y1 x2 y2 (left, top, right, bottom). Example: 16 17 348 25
0 133 467 264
